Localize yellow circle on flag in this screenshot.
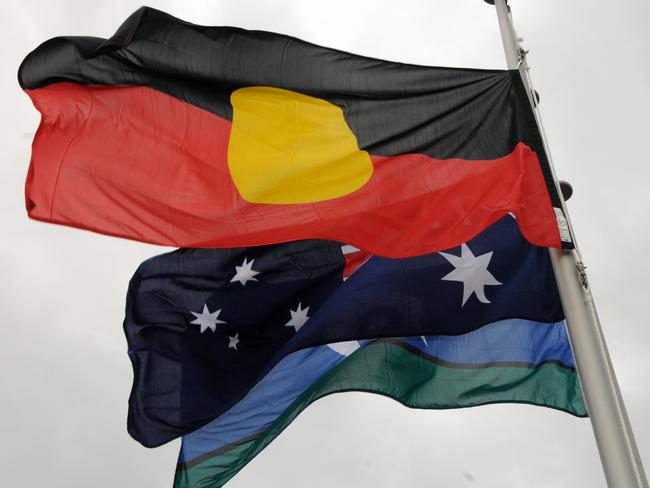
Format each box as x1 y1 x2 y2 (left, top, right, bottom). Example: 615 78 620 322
227 86 373 204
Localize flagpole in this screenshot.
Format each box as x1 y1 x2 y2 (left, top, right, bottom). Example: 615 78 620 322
488 1 648 486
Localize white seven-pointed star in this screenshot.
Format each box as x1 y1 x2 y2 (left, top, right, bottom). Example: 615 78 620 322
189 304 226 333
228 333 240 350
230 257 260 286
439 243 502 307
285 302 310 332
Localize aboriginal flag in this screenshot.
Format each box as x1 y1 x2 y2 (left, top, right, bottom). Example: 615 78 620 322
19 7 572 257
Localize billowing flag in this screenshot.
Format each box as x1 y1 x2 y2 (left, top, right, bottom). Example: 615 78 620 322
175 329 583 488
20 7 572 258
123 216 584 486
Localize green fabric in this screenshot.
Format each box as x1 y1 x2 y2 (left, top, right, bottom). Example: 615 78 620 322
175 340 585 487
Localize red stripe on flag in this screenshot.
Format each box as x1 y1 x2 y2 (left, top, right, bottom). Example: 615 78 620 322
24 83 562 257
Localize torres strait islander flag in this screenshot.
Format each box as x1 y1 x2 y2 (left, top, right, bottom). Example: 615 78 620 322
19 7 572 257
123 216 585 487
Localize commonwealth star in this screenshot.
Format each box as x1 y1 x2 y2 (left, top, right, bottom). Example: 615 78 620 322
439 243 501 307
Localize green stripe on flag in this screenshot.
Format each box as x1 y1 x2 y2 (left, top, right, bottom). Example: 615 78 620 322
175 340 585 487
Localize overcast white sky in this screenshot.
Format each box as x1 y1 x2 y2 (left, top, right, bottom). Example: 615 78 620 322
1 0 649 486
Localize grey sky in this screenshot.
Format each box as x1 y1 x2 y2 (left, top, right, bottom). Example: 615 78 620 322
1 0 648 486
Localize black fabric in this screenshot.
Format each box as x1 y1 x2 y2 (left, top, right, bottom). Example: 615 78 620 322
20 8 550 162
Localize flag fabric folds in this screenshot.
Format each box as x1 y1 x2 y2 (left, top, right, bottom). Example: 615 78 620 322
19 7 572 258
123 215 584 487
19 8 585 487
174 326 584 488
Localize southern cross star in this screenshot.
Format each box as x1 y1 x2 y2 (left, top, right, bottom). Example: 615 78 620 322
189 304 226 333
285 302 310 332
439 243 502 307
228 333 240 350
230 257 260 286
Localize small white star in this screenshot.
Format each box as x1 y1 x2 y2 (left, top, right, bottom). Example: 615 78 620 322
228 333 240 350
230 257 260 286
285 302 310 332
189 304 226 333
439 243 502 307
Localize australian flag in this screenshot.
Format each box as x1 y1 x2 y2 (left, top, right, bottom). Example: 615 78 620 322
124 216 584 486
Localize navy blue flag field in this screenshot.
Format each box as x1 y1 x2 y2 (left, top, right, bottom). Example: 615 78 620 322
124 216 585 486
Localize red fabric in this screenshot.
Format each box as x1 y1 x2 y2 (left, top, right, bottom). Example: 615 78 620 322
342 246 372 279
25 83 561 257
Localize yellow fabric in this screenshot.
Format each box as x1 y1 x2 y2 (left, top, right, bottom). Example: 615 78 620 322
228 86 373 204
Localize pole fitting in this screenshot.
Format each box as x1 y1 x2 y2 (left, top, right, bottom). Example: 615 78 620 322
575 261 589 289
559 180 573 201
516 48 529 69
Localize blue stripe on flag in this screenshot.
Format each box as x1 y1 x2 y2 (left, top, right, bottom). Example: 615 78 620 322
179 318 572 463
402 318 574 368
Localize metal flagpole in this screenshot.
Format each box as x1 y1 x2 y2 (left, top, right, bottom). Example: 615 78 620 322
486 1 648 486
